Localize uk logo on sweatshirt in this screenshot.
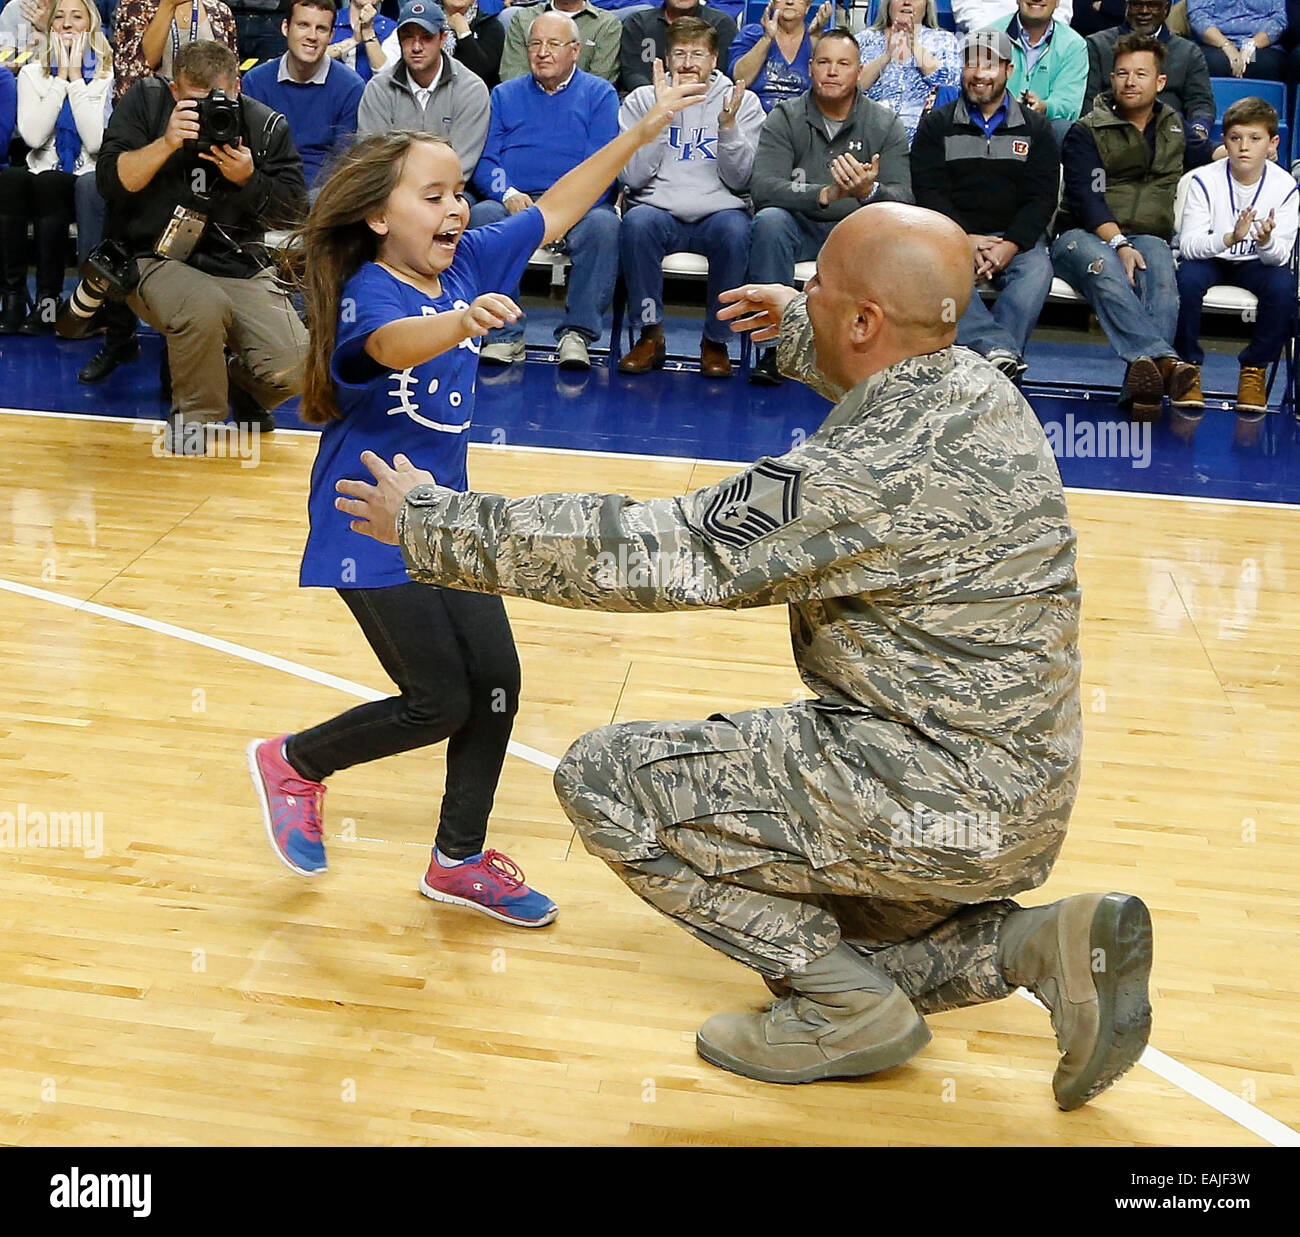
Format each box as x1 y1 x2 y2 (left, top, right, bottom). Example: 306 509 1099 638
669 126 718 161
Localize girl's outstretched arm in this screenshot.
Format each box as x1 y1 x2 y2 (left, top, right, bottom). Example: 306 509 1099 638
363 293 521 370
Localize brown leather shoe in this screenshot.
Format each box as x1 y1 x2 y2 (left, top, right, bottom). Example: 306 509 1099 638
1124 357 1164 421
700 338 733 379
1167 362 1203 409
617 333 665 375
1237 365 1268 414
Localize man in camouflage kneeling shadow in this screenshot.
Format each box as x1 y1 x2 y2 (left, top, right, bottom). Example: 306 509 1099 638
336 202 1153 1109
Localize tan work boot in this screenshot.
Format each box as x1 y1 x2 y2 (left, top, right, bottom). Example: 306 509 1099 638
1001 892 1153 1110
696 985 930 1084
1237 366 1269 414
1123 357 1164 421
1165 361 1204 410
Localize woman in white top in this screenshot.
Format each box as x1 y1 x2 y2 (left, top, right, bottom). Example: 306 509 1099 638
0 0 113 333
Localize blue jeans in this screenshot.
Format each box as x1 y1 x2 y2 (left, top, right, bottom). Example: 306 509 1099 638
1175 257 1296 367
621 204 751 343
468 198 620 344
957 238 1053 358
1050 229 1178 363
748 207 835 286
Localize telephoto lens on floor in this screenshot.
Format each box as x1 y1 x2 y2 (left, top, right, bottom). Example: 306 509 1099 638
55 240 140 340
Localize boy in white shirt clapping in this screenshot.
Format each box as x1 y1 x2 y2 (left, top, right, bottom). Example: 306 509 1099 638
1173 96 1298 415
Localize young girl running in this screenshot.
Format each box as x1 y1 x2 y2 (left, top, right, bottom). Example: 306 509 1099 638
248 78 704 928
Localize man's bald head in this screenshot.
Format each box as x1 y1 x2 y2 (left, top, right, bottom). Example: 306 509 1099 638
804 204 973 391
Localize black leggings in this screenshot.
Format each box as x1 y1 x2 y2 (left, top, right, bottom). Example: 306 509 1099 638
286 582 521 859
0 166 75 298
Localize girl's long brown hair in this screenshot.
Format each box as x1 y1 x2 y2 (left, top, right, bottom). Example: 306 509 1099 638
292 131 455 426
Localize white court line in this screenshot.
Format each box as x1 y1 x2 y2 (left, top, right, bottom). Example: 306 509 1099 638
1 571 1295 1145
5 404 1300 511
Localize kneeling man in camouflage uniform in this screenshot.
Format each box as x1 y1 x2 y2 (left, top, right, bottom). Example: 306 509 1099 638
335 202 1153 1109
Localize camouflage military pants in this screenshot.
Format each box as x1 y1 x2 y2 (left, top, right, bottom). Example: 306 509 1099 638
554 714 1021 1015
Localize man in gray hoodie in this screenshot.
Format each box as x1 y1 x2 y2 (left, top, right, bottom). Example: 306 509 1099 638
617 17 766 379
356 0 490 180
747 26 912 384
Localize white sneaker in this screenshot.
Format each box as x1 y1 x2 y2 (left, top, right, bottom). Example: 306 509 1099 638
556 332 590 371
480 338 525 366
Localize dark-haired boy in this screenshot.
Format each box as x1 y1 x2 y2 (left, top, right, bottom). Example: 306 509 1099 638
1173 96 1298 415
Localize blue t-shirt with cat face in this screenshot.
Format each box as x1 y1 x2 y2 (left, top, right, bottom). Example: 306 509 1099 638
300 205 545 589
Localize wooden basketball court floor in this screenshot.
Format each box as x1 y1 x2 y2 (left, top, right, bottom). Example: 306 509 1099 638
1 406 1297 1148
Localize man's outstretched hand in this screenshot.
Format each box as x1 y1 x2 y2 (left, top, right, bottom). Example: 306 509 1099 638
335 451 441 545
716 283 800 343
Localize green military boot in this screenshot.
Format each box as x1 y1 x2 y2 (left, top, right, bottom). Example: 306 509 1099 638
1001 892 1153 1110
696 944 931 1084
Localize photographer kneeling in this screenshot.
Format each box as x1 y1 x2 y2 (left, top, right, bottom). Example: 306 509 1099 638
96 39 309 454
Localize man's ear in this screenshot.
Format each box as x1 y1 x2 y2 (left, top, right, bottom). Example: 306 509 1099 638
281 18 289 37
169 80 181 102
848 298 883 347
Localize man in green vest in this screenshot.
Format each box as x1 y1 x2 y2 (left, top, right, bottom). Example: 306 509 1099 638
1050 32 1213 420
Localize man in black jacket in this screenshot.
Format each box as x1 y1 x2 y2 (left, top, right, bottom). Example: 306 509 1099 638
1084 0 1214 142
97 40 309 454
912 29 1060 381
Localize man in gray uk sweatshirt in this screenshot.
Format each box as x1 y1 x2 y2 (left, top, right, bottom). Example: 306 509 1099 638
616 16 767 379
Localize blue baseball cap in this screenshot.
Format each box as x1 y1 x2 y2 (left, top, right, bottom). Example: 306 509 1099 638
396 1 448 35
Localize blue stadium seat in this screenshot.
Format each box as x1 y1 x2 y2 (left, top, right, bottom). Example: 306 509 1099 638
1208 77 1289 165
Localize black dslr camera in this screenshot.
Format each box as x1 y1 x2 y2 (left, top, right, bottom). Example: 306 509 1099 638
55 240 141 340
185 88 244 154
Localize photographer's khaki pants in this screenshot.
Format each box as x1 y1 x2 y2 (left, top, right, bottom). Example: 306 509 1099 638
129 257 308 425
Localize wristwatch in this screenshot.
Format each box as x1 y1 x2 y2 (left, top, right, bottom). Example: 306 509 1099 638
1108 232 1133 251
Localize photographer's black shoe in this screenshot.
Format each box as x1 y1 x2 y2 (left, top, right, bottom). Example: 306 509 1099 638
228 381 276 435
0 291 28 334
748 348 783 387
79 338 141 384
18 296 58 336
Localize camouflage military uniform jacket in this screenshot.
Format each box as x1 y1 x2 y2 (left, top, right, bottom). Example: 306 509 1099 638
397 296 1083 902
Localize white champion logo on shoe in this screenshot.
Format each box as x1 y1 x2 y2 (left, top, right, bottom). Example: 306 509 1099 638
473 883 484 891
286 796 295 805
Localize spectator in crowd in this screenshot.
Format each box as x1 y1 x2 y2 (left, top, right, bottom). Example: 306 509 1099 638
617 16 764 377
241 0 363 189
856 0 962 145
439 0 504 88
1086 0 1214 141
953 0 1074 31
0 0 114 335
1 9 28 329
225 0 284 61
747 26 912 384
728 0 830 113
327 0 396 81
96 40 307 450
992 0 1088 143
913 29 1058 381
113 0 238 101
1051 33 1211 418
620 0 737 94
1174 96 1298 414
1188 0 1288 81
1071 0 1123 38
356 0 489 180
499 0 618 85
468 9 618 368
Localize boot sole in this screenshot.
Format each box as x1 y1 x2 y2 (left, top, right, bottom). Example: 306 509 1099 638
1056 892 1153 1110
695 1010 931 1085
1126 359 1164 421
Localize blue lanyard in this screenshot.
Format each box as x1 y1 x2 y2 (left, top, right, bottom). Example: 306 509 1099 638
171 2 201 64
1225 162 1267 255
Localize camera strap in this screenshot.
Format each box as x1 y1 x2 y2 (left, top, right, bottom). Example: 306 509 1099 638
171 1 202 64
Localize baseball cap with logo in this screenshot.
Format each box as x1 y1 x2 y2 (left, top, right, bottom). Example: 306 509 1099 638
964 28 1014 64
396 0 448 35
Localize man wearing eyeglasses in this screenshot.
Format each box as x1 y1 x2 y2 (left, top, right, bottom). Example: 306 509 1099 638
468 10 621 369
620 0 739 94
1084 0 1215 141
499 0 621 85
356 0 491 180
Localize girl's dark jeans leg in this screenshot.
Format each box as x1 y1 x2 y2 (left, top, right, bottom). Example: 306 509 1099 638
286 583 520 860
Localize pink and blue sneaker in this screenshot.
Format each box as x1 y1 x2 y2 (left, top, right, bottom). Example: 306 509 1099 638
419 848 558 927
247 735 327 876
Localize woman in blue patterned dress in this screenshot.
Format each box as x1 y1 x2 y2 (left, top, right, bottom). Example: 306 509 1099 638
855 0 960 146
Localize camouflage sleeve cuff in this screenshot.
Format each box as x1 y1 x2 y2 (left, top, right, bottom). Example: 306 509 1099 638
397 483 462 581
